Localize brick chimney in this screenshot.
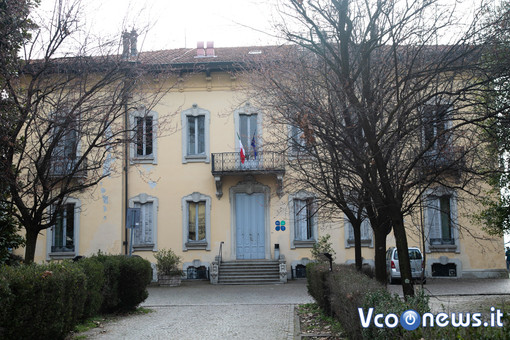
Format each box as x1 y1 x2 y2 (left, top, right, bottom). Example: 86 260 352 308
206 41 214 57
122 31 130 60
196 41 205 57
130 29 138 57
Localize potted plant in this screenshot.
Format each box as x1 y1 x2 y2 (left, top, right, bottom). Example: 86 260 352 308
154 248 183 286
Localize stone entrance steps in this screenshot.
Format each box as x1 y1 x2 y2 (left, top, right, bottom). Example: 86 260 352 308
218 260 281 284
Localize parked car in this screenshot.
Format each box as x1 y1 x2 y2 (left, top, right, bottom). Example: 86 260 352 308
386 247 426 284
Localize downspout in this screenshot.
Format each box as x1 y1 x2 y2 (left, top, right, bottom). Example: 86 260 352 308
124 100 129 255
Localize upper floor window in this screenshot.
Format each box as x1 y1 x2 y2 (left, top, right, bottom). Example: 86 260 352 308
182 105 210 163
422 104 451 151
424 188 459 253
131 108 158 164
289 191 317 248
234 103 261 161
290 125 306 154
136 116 153 157
182 192 211 250
51 110 80 176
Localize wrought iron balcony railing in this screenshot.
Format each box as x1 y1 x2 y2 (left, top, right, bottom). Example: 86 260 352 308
419 146 465 176
49 157 88 179
211 151 285 199
211 151 285 175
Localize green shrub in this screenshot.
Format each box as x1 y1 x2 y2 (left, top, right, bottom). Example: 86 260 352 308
117 256 152 311
75 257 105 319
327 265 384 340
154 248 183 276
310 234 336 262
361 289 429 340
306 262 332 315
94 253 122 313
0 262 87 340
93 254 152 313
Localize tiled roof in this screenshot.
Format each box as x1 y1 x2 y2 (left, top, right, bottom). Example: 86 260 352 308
137 45 291 67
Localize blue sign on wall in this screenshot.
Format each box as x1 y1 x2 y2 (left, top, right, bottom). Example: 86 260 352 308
275 220 286 231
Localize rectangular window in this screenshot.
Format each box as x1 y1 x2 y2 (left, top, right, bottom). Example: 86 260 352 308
52 203 75 252
290 125 306 153
346 217 372 246
136 116 153 156
294 198 314 241
428 194 455 246
239 114 257 157
133 202 154 246
188 201 206 242
187 116 205 155
423 104 450 150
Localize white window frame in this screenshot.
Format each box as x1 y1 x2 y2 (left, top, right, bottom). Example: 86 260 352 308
423 187 459 253
182 192 211 251
130 108 158 164
234 103 262 155
288 124 307 156
129 193 158 251
181 104 210 163
421 103 452 152
51 110 82 176
46 197 81 260
289 191 318 249
344 209 373 248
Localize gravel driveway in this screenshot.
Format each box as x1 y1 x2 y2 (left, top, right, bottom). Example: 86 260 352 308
81 280 313 340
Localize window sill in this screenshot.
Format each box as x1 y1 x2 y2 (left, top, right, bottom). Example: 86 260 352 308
131 156 156 165
133 244 155 251
429 244 458 253
184 155 209 163
185 242 208 250
49 251 76 259
293 240 316 248
346 239 372 248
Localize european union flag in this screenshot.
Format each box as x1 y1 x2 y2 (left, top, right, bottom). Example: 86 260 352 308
251 135 257 159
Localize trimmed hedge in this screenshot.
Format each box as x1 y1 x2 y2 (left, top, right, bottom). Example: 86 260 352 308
0 262 87 340
306 263 428 340
0 254 153 339
75 257 105 319
93 254 152 312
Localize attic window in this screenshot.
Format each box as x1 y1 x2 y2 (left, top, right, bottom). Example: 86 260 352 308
248 50 262 55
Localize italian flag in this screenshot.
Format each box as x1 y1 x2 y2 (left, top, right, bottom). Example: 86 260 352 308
237 133 245 164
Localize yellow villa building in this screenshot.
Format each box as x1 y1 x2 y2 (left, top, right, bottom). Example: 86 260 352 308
23 43 506 283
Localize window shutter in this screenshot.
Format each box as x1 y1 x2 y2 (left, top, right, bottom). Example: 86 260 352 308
294 199 306 240
146 202 153 243
427 197 441 242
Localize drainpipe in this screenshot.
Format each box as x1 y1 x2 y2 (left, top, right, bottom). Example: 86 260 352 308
124 100 129 255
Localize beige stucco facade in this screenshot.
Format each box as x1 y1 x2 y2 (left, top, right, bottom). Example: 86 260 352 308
24 54 506 281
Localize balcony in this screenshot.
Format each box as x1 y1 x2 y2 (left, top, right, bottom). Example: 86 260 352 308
419 146 464 178
49 157 88 179
211 151 285 199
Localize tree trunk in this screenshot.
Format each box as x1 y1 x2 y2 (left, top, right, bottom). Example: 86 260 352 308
392 216 415 298
373 228 387 283
24 227 40 264
353 221 362 271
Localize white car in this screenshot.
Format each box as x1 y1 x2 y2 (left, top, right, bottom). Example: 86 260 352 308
386 247 426 284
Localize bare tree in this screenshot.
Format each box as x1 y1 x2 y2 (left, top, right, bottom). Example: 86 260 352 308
0 0 174 263
248 0 501 297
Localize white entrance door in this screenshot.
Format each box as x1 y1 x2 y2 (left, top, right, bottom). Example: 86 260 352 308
235 193 265 259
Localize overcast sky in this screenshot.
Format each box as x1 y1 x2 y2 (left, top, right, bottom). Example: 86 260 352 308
34 0 485 54
36 0 282 51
